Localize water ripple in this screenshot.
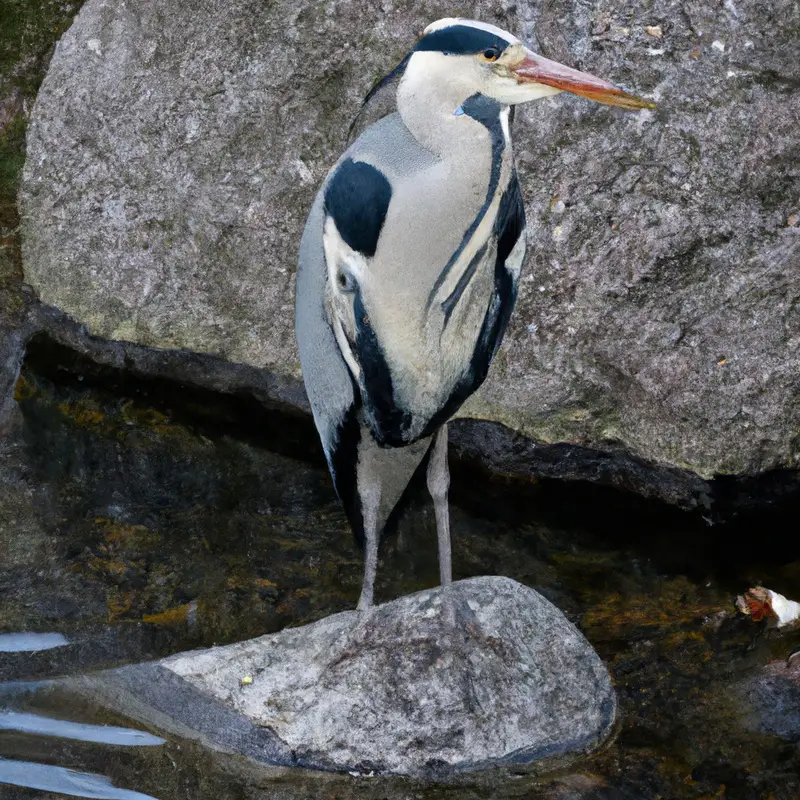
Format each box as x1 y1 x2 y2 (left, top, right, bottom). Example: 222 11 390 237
0 710 165 746
0 757 160 799
0 632 70 652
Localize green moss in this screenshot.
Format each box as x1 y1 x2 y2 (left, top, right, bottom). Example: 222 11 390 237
465 393 623 451
0 0 84 307
0 0 81 83
0 0 83 219
0 113 26 209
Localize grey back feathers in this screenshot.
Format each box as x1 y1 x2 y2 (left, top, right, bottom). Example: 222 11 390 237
346 55 410 146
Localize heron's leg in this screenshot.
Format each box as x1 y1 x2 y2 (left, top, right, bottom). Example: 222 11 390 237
357 467 382 611
427 424 452 586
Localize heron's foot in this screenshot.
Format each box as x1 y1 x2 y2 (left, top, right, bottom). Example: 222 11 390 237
357 588 374 612
437 587 494 645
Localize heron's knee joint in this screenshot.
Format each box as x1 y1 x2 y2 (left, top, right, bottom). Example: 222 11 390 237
427 476 450 502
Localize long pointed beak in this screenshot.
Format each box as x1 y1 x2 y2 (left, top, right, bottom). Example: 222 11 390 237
510 50 656 110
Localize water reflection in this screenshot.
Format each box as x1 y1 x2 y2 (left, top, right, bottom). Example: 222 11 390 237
0 633 69 652
0 757 159 799
0 710 164 746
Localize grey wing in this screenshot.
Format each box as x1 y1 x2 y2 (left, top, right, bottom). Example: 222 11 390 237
296 121 401 447
295 189 362 525
305 116 436 451
295 138 403 536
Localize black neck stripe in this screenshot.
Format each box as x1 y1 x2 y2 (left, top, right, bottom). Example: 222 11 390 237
427 94 506 309
414 25 510 56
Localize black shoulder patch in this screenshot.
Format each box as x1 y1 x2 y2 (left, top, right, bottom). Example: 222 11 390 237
414 24 511 56
324 158 392 258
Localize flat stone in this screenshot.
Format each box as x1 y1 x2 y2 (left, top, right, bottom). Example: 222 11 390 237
72 577 616 776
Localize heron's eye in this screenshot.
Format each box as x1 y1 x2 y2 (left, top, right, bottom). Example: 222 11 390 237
480 46 501 62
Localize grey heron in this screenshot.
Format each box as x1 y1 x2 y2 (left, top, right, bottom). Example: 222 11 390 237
295 18 653 609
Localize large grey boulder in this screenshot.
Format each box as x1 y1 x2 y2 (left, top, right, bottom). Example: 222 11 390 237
73 577 616 776
19 0 800 482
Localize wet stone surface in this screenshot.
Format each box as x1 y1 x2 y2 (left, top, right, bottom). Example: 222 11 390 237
0 350 799 798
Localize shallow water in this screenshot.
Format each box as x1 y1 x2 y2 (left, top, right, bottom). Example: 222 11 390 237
1 350 800 799
0 634 69 653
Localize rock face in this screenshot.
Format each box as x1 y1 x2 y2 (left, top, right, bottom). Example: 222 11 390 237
76 577 616 776
19 0 800 481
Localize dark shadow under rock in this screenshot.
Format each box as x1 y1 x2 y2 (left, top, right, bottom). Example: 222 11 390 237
12 324 800 522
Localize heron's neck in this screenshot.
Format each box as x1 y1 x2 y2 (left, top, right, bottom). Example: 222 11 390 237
396 56 502 160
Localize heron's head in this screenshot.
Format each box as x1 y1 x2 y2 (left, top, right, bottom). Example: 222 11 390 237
398 18 654 111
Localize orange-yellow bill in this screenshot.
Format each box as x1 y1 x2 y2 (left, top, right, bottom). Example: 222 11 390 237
511 50 656 110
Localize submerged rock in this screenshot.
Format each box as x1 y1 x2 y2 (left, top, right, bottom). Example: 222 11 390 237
18 0 800 489
739 658 800 742
73 576 616 776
